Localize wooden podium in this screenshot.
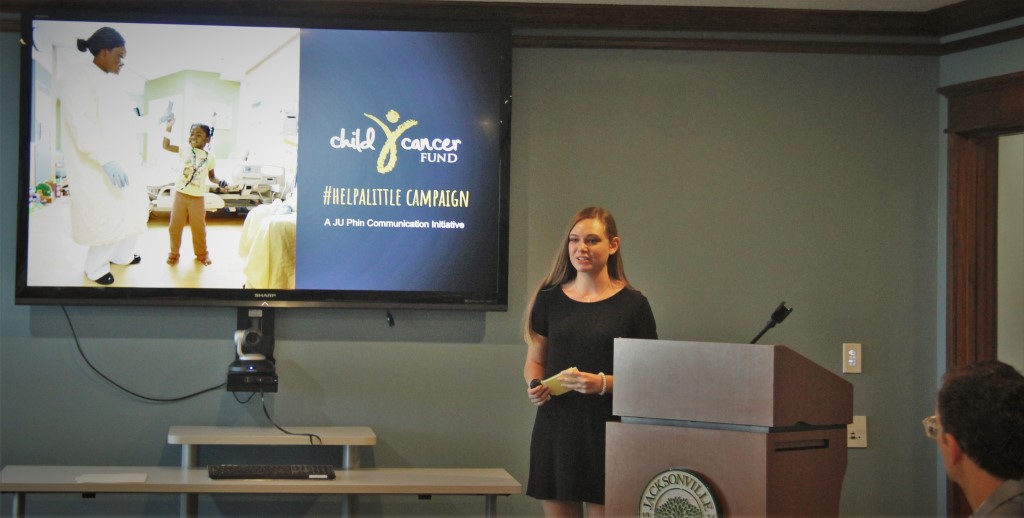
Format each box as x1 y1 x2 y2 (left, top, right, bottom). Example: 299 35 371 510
606 339 853 517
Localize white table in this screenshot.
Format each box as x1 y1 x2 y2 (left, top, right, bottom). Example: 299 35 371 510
0 465 521 517
167 426 377 516
167 426 376 468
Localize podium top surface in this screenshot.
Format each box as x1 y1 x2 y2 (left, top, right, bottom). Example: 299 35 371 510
613 339 853 428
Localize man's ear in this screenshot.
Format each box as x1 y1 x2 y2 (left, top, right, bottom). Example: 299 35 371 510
942 432 966 465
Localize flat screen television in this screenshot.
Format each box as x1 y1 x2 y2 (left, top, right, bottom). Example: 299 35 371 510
15 9 512 310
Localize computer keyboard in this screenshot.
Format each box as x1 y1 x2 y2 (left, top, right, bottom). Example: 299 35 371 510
207 464 336 480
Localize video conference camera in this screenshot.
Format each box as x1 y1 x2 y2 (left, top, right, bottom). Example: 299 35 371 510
235 328 265 360
227 309 278 393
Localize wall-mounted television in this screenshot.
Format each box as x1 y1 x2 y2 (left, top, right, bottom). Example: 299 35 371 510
15 10 512 310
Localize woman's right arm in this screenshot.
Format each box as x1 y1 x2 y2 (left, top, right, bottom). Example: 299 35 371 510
524 334 551 406
524 334 548 384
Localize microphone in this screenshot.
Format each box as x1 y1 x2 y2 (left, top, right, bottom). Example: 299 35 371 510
750 301 793 344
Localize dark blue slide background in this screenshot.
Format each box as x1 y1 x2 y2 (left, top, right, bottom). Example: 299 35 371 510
294 29 504 293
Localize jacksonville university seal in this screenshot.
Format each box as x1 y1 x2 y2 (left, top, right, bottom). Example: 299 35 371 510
639 468 721 518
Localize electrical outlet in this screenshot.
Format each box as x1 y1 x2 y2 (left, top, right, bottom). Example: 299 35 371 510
842 343 862 373
847 415 867 448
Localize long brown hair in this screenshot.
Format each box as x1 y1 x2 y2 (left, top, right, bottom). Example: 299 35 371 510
522 207 632 345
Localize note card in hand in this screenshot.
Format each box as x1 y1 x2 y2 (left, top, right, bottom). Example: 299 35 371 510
542 367 575 396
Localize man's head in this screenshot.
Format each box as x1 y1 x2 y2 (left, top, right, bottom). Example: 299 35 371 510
936 360 1024 482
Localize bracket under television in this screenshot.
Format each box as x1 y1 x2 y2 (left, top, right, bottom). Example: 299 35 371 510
226 308 278 392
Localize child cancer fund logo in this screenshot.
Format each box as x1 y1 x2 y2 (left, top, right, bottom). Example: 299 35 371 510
329 109 463 174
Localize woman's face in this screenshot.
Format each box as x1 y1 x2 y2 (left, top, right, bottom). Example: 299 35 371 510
95 46 126 75
567 217 619 275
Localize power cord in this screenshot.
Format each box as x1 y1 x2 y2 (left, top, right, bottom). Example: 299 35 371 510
62 305 226 402
259 386 323 445
232 391 256 404
229 388 323 445
63 306 322 445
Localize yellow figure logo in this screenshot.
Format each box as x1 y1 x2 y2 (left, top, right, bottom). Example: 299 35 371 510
364 109 418 174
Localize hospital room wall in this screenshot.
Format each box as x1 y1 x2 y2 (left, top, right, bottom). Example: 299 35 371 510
235 35 300 176
144 70 241 167
1 29 957 517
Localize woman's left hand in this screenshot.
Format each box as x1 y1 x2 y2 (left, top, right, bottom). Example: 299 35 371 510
559 368 593 394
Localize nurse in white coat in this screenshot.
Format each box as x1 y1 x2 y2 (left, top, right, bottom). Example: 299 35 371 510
59 27 149 285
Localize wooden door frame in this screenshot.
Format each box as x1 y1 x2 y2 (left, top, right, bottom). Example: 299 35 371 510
937 69 1024 517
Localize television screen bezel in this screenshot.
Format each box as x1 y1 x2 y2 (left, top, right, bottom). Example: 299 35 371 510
14 9 512 310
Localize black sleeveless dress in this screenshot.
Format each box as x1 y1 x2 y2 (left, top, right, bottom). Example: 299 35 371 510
526 286 658 504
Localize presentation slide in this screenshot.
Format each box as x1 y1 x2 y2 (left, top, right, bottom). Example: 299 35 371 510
23 19 507 302
295 30 504 293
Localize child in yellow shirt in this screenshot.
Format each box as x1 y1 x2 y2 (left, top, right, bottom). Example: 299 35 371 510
162 115 227 265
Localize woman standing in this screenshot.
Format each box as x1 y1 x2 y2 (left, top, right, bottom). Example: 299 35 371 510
523 206 658 517
59 27 148 285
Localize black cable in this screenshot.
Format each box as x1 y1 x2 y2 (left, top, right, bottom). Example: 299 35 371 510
259 387 323 446
232 391 256 404
63 307 322 444
62 305 227 402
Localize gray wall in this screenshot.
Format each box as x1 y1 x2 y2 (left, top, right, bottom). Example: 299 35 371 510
1 23 992 516
998 134 1023 373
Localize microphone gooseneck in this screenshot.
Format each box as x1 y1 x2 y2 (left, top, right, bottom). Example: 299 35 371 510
750 301 793 344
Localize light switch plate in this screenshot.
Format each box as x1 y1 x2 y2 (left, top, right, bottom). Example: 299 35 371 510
843 343 862 373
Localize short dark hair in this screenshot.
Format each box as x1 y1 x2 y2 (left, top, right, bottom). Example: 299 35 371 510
76 27 126 56
190 124 214 138
938 360 1024 480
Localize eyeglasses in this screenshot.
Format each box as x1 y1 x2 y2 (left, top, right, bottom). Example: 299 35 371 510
922 415 942 440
